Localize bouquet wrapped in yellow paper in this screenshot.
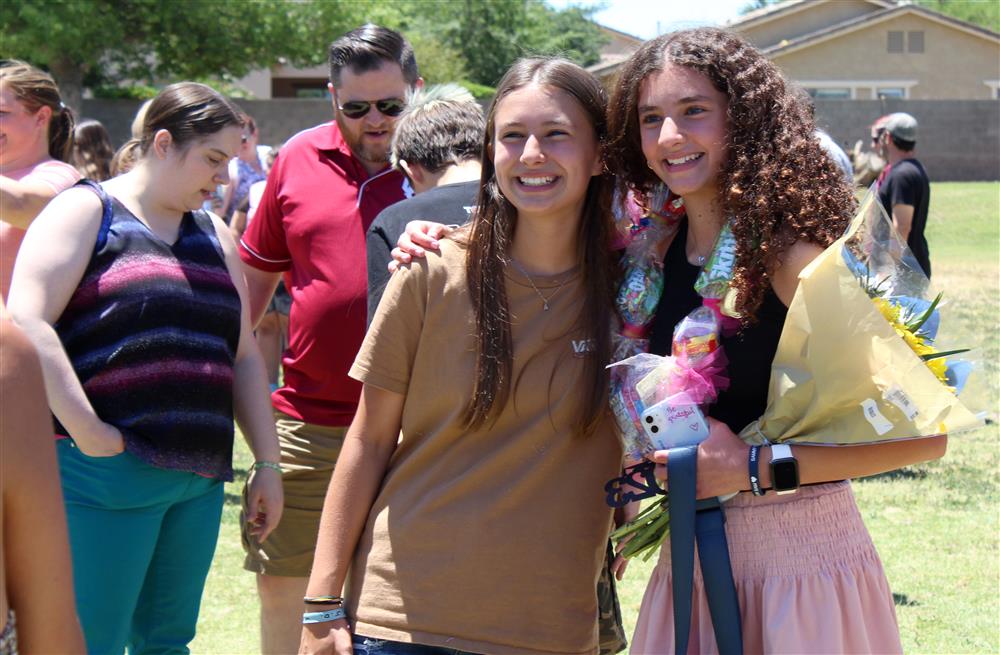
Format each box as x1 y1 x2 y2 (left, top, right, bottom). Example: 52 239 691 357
740 188 982 447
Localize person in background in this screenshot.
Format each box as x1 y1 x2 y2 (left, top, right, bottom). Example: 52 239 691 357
110 99 156 177
110 139 141 177
875 112 932 278
851 115 889 188
230 144 280 241
230 145 289 393
221 113 270 222
8 82 283 654
366 82 483 323
815 129 853 186
72 118 115 181
0 59 80 301
237 24 421 654
798 89 853 185
1 307 87 655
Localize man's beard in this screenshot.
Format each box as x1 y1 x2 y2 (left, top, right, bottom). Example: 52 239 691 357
336 114 391 168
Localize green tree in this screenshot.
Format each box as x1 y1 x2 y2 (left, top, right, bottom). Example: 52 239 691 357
739 0 998 31
914 0 999 33
1 0 607 109
395 0 606 87
0 0 367 110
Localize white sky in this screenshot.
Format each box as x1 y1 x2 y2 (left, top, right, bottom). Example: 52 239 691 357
547 0 751 39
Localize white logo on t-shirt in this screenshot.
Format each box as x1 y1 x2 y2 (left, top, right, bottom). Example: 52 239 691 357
571 339 595 357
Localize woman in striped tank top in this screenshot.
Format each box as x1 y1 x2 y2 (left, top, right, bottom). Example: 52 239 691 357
8 82 283 654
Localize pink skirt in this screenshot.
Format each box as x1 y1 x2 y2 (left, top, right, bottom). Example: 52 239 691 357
630 481 902 654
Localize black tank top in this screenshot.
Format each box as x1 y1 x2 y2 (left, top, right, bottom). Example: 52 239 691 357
648 220 787 434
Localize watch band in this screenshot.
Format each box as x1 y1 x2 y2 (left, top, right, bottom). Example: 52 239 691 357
770 443 792 461
748 445 766 496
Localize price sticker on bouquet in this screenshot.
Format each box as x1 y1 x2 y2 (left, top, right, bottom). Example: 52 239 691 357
860 398 894 435
883 385 920 421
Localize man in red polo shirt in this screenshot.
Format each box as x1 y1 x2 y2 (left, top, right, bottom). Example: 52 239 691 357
237 24 421 653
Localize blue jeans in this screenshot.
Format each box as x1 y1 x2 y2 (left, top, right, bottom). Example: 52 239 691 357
352 635 481 655
57 439 224 655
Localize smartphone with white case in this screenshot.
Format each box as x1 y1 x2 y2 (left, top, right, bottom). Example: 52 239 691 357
640 401 710 450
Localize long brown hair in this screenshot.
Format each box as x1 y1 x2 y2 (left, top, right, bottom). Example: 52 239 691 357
607 28 855 322
0 59 75 163
463 57 615 435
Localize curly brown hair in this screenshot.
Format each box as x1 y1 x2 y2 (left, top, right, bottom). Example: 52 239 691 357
607 28 856 322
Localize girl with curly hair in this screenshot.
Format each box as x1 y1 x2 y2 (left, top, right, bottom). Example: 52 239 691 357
606 28 945 653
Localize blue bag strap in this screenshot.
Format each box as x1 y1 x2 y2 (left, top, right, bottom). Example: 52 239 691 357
668 445 743 655
74 179 113 253
667 445 698 655
696 502 743 654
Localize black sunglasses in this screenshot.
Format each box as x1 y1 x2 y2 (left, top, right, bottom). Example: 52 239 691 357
337 98 406 119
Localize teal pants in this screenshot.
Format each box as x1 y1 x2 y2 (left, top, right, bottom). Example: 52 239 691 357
57 440 224 655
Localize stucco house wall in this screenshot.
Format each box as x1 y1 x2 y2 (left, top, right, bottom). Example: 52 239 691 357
773 13 1000 100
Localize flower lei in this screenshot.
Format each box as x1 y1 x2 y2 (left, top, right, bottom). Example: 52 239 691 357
609 183 741 463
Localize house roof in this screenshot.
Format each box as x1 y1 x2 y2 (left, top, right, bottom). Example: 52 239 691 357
586 54 631 78
760 3 1000 58
728 0 892 30
596 23 644 45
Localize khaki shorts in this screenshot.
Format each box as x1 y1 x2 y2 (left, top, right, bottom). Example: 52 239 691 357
241 410 346 577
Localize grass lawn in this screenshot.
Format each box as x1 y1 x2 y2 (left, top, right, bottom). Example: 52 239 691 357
191 182 999 653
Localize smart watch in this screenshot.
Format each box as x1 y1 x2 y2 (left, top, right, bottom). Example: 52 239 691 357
768 444 799 495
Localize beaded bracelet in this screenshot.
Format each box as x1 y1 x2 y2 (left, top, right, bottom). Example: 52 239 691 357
303 595 343 605
253 461 282 473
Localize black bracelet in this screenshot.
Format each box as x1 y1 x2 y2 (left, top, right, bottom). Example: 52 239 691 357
303 595 343 605
749 445 766 496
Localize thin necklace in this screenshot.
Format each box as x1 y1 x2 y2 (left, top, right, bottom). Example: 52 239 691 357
508 258 568 311
688 223 717 267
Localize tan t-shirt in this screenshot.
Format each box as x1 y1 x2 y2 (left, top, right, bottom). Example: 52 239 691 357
348 238 622 655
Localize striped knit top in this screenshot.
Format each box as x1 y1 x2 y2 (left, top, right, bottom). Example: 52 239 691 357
54 180 241 480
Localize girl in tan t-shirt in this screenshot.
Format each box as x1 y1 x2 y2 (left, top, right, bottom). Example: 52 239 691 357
301 58 623 655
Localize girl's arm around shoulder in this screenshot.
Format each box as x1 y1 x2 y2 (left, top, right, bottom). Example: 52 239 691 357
208 213 284 541
300 383 404 654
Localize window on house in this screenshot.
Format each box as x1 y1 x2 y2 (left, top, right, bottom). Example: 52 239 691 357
807 87 852 99
877 88 906 99
908 31 924 53
295 88 329 99
887 31 904 53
